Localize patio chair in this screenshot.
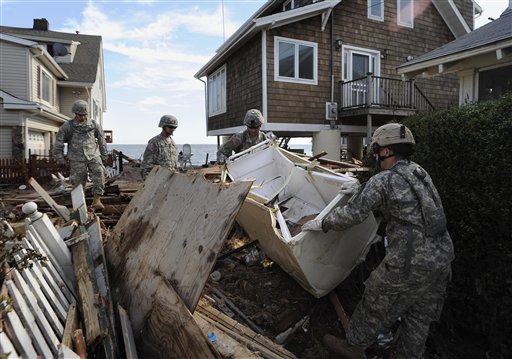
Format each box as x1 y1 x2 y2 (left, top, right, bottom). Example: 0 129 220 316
181 144 193 169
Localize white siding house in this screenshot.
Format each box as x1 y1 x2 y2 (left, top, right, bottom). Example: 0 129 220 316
0 18 106 160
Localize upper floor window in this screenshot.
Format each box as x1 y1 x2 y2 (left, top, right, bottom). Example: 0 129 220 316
208 65 226 116
368 0 384 21
274 37 317 85
398 0 413 28
40 69 53 105
283 0 294 11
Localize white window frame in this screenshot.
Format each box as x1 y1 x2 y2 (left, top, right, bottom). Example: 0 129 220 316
368 0 384 21
274 36 318 85
397 0 414 28
40 68 53 105
341 45 381 81
208 65 226 116
283 0 294 11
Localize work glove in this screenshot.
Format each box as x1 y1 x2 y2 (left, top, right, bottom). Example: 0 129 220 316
340 180 360 195
301 218 324 232
217 153 226 165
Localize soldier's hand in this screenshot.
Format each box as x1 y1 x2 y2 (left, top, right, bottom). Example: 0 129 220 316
302 219 324 232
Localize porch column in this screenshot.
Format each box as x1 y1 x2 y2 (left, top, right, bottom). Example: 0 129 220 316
346 136 363 161
312 129 341 161
366 114 372 144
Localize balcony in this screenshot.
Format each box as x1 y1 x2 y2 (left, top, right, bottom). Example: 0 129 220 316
339 74 435 119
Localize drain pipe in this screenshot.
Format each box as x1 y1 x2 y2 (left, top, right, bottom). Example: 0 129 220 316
197 77 211 145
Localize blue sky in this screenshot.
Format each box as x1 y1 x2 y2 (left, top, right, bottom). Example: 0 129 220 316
0 0 509 144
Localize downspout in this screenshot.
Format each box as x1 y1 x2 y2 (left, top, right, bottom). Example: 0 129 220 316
261 30 268 122
197 77 210 145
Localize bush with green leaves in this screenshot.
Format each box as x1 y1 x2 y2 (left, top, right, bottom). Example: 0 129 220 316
401 93 512 357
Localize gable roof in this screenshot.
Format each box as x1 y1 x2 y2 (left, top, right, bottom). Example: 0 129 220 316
398 8 512 76
431 0 471 38
0 25 102 84
194 0 341 78
195 0 474 79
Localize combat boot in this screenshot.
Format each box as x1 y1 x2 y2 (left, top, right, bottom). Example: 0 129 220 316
91 194 104 210
323 334 366 359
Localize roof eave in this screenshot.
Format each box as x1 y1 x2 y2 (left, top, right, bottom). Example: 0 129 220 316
397 39 512 78
30 45 68 80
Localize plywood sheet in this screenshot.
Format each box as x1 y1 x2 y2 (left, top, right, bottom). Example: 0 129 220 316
105 167 252 333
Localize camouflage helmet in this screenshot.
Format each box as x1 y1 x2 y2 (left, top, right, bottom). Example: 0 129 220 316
243 109 264 128
159 115 178 128
72 100 88 115
370 123 415 150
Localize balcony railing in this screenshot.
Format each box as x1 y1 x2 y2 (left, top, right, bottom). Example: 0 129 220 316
340 74 435 113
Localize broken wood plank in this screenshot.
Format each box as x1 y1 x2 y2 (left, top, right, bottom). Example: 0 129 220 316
70 239 102 347
62 303 78 349
28 177 70 220
308 151 328 161
118 305 138 359
329 291 350 333
138 280 217 359
196 300 297 359
72 329 87 359
106 168 252 333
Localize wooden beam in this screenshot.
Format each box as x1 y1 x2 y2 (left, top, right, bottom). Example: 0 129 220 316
70 239 102 347
62 303 78 349
28 177 70 220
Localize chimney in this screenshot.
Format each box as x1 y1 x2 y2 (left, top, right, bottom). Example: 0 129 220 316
33 18 49 31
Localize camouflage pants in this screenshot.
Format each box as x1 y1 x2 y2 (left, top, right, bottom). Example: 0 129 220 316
347 262 450 359
70 158 105 195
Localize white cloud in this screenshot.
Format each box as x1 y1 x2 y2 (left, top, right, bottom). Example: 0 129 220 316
54 1 251 143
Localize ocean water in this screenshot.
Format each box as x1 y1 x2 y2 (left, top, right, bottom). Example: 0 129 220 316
107 143 313 166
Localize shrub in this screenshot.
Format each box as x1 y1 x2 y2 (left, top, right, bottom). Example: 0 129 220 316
402 93 512 357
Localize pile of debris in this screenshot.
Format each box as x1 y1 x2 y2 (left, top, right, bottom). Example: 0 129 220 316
0 146 400 358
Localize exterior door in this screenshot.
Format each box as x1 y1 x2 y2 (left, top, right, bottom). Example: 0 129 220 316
342 46 380 107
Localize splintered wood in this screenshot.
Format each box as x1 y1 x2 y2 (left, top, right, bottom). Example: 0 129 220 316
105 166 252 354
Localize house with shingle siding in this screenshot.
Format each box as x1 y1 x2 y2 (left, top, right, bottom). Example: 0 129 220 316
195 0 482 160
0 19 106 160
398 4 512 105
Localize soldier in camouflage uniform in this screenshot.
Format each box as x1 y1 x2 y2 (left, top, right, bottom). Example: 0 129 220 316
55 100 108 210
302 123 454 359
140 115 179 179
216 109 268 163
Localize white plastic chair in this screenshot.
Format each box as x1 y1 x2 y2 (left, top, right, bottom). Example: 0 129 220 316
181 144 193 169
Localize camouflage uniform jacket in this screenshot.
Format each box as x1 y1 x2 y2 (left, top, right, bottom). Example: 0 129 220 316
323 160 454 271
140 133 178 177
217 130 268 158
55 118 108 162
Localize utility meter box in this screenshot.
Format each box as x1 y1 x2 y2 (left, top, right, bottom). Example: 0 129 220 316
325 102 338 120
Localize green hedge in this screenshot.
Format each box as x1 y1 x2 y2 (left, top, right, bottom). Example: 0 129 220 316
401 93 512 357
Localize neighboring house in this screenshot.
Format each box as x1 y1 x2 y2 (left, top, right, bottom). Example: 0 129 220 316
195 0 482 159
0 18 107 160
398 4 512 105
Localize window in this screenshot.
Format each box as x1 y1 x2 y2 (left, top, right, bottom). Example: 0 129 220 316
283 0 294 11
274 37 317 85
368 0 384 21
41 70 53 104
398 0 413 28
208 65 226 116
